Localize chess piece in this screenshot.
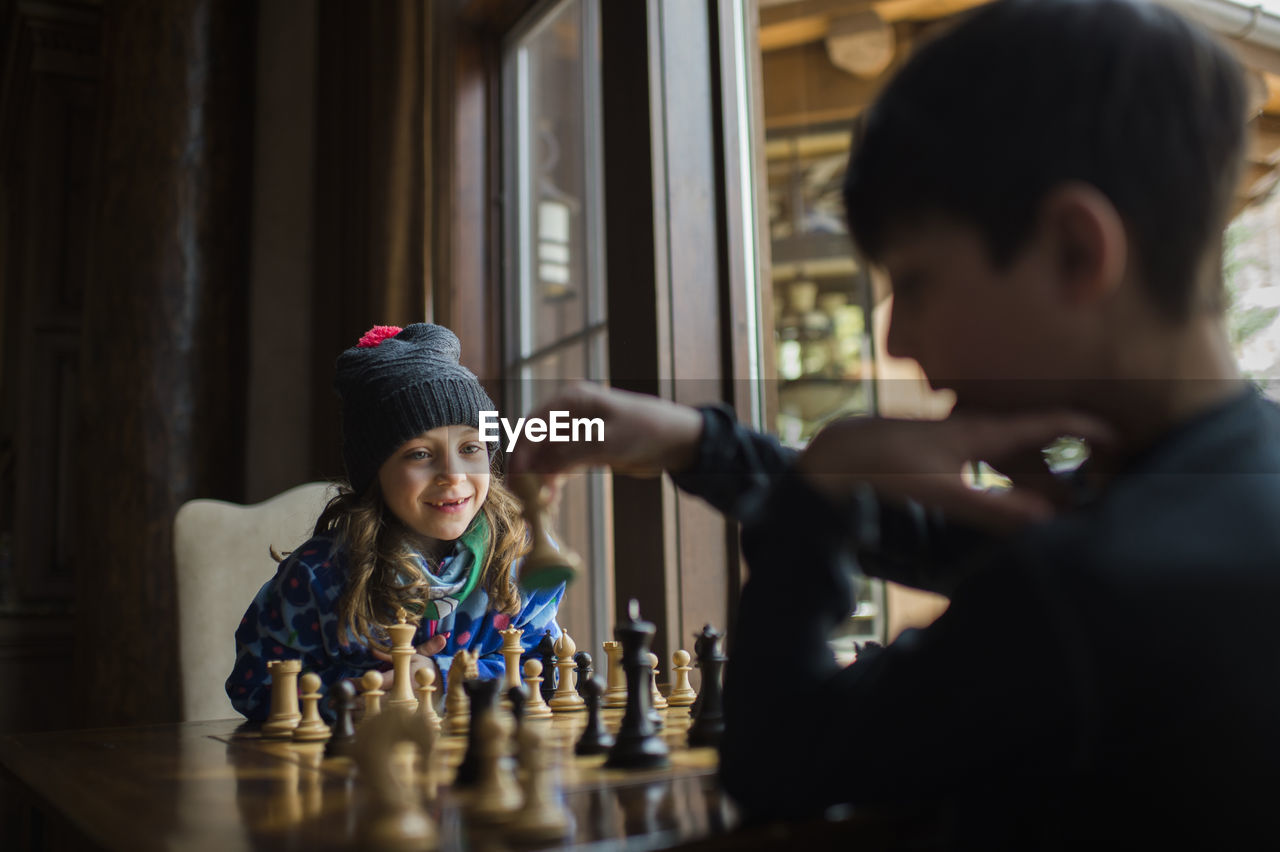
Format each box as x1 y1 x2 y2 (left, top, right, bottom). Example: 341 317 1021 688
414 667 441 733
605 600 670 770
648 652 668 711
617 780 667 838
667 650 697 707
522 659 553 719
292 673 332 743
575 676 615 756
508 684 528 731
500 626 525 698
444 649 472 736
262 659 303 739
573 651 594 699
455 677 501 788
687 624 726 749
511 473 582 591
386 610 420 711
549 632 585 712
360 669 385 722
646 652 666 732
506 721 572 842
325 679 358 757
465 712 521 824
602 640 627 708
536 629 558 704
354 704 440 849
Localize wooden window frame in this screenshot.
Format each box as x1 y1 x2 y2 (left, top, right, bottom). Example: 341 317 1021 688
431 0 761 664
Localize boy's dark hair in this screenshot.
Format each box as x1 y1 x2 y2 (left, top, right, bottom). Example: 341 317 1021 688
844 0 1247 320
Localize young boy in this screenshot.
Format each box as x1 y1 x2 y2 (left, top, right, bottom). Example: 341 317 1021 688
512 0 1280 846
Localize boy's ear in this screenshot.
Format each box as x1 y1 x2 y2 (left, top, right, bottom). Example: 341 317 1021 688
1039 183 1127 306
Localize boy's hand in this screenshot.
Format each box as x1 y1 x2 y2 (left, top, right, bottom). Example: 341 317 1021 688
506 383 703 484
796 411 1115 532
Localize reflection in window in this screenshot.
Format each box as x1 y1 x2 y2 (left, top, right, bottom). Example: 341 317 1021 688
763 124 885 646
766 125 877 447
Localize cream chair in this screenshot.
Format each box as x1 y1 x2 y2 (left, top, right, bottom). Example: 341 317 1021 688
173 481 337 721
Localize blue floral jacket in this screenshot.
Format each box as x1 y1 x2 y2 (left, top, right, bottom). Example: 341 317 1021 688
225 521 563 721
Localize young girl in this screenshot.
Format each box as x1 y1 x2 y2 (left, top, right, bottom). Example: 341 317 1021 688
226 323 563 721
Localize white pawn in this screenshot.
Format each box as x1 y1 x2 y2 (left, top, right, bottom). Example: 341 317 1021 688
292 672 332 743
262 659 303 739
667 649 697 707
522 659 553 719
359 669 385 723
414 667 441 733
505 721 571 842
549 632 585 712
648 652 668 711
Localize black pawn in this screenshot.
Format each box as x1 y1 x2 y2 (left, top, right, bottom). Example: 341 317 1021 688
324 679 357 758
508 684 528 731
604 600 670 770
687 624 725 749
454 677 500 788
536 629 557 704
573 651 594 698
575 676 614 755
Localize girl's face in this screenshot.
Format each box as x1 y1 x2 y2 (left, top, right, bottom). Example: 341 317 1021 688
378 425 490 553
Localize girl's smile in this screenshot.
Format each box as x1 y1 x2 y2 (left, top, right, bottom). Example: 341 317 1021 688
425 495 472 514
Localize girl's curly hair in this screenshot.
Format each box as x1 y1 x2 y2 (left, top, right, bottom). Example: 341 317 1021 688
305 459 528 650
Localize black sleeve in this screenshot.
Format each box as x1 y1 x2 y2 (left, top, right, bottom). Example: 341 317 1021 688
670 404 995 596
717 471 1078 821
669 403 798 522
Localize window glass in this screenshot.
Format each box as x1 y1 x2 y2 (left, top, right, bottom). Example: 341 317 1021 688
503 0 611 660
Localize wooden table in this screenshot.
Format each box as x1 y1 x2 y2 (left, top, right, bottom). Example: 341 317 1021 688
0 714 743 851
1 715 933 851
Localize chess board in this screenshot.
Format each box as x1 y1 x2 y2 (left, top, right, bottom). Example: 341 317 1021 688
218 704 735 850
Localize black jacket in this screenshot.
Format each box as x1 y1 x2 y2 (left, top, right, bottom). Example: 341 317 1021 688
673 390 1280 849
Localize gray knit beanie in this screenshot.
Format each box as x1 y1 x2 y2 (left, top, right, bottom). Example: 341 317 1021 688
334 323 496 495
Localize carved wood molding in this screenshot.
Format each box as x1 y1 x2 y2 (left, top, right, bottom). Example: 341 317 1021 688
0 0 99 169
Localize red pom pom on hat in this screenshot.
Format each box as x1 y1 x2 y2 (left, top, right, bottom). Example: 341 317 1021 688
357 325 403 348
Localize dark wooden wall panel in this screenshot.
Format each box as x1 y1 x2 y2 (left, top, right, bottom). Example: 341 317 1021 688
312 0 431 482
0 0 99 733
76 0 254 726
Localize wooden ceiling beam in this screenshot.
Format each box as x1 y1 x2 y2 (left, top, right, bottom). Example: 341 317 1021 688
762 40 888 129
873 0 989 23
759 0 989 52
1248 114 1280 165
1262 71 1280 117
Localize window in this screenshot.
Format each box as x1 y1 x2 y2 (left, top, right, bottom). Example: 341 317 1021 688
747 1 970 647
502 0 612 659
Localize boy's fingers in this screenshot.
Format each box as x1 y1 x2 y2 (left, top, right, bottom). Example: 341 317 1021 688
958 411 1116 460
911 479 1055 532
510 434 602 476
370 648 392 663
